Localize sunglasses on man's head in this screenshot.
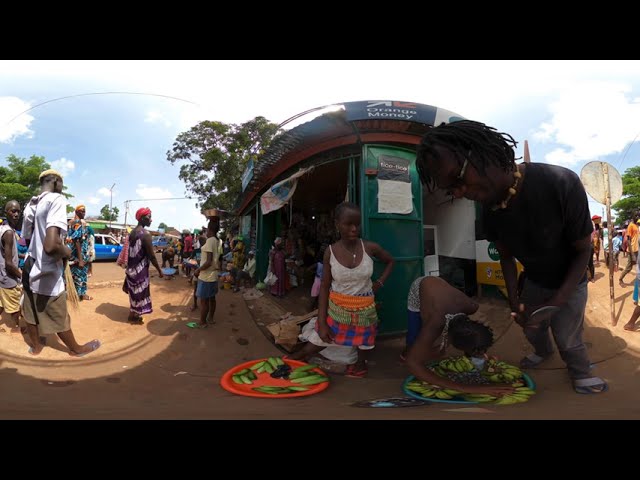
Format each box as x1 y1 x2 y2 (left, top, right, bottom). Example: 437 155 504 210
436 151 471 192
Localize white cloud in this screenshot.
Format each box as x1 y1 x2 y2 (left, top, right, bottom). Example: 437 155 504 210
535 81 640 167
97 186 117 198
50 157 75 177
136 184 173 199
0 96 34 143
144 110 172 127
545 148 580 166
87 196 101 205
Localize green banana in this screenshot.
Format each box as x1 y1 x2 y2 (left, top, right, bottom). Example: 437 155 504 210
434 390 453 399
289 370 315 380
292 364 318 373
442 389 461 396
295 375 329 385
250 361 265 371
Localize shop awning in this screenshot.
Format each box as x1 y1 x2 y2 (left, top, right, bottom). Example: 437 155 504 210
88 222 108 229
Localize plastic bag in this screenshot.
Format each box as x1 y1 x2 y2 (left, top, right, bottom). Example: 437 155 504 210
264 271 278 286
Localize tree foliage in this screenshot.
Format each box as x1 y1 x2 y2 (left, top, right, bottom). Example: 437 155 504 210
166 116 281 213
612 166 640 224
99 205 119 221
158 222 168 230
0 154 74 217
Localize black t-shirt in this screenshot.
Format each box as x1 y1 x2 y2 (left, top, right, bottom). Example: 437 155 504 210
484 163 592 289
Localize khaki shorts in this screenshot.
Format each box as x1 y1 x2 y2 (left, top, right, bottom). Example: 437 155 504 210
22 290 71 335
0 285 22 314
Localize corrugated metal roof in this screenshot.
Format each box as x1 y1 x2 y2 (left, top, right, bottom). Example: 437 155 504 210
244 110 351 194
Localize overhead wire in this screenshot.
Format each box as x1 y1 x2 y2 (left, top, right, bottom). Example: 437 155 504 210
4 91 199 126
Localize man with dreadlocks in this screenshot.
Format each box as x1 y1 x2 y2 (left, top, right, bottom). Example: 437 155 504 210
415 120 607 394
404 276 515 396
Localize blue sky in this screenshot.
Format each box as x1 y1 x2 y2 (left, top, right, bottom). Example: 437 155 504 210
1 60 640 230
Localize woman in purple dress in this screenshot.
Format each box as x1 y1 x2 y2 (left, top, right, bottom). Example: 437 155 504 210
269 237 287 298
123 208 163 323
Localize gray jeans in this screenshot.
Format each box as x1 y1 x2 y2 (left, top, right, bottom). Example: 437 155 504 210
620 251 638 282
520 278 591 379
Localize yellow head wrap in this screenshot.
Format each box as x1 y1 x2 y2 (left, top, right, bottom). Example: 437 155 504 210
75 204 86 212
39 169 63 180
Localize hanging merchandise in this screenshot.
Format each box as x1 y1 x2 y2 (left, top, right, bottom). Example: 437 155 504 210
260 167 313 215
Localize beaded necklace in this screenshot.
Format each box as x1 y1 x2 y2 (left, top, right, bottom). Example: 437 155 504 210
492 166 523 211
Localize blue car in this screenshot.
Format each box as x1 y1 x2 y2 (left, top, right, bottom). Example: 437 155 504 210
152 236 170 252
94 233 123 261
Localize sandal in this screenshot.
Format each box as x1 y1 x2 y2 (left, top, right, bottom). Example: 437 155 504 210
519 353 552 369
574 377 608 394
345 364 368 378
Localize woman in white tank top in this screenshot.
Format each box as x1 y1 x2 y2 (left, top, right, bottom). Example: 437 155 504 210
287 202 394 377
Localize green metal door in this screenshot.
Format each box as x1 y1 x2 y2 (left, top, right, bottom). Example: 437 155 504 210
360 145 423 335
257 205 277 282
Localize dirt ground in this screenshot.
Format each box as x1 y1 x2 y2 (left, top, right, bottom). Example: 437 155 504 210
1 258 639 419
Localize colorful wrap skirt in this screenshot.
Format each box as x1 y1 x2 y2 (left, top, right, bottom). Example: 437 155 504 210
317 290 378 347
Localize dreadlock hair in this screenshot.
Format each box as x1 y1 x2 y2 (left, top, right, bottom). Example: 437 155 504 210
447 313 494 357
334 201 360 221
416 120 519 192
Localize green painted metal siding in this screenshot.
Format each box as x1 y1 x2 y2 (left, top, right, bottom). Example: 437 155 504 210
257 205 277 282
360 145 424 335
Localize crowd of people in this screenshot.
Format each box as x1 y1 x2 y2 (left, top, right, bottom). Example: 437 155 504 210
4 118 637 399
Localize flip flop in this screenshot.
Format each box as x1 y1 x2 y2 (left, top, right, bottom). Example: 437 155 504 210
519 353 551 369
574 377 608 394
70 339 101 358
345 364 368 378
186 322 208 329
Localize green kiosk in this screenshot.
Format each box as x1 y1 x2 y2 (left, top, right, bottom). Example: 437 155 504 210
236 100 473 335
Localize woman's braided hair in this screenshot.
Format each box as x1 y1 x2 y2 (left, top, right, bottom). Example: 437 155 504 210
447 313 494 356
416 120 519 192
